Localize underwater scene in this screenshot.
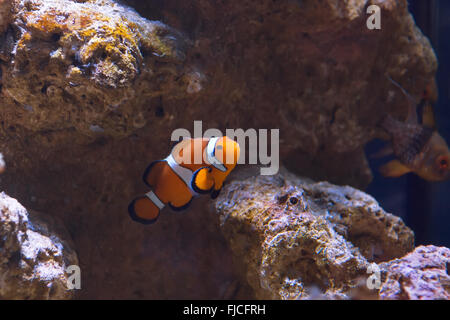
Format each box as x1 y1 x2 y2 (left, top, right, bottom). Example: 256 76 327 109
0 0 449 302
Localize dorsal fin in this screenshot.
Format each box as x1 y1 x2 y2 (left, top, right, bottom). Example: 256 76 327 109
386 75 418 125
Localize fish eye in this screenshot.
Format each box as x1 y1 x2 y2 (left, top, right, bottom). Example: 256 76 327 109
437 156 449 170
216 145 223 150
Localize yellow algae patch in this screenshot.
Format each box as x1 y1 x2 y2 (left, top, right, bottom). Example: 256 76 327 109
19 3 181 73
24 9 70 35
2 0 188 139
19 7 147 86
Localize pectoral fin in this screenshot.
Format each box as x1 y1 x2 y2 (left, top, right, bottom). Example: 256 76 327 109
379 160 411 178
191 167 214 194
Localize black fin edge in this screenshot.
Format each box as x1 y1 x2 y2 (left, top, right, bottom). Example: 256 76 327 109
142 160 165 188
168 197 193 212
128 198 159 225
191 167 214 195
211 188 222 199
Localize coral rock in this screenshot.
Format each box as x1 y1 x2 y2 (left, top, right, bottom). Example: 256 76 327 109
0 192 78 299
379 245 450 300
214 168 414 299
1 0 189 138
0 0 441 300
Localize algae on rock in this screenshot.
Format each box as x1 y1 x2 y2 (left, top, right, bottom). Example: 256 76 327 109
1 0 190 138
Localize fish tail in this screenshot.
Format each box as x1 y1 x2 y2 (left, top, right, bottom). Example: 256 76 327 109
128 192 164 224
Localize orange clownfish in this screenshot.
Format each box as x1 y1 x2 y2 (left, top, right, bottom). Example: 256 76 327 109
128 136 240 224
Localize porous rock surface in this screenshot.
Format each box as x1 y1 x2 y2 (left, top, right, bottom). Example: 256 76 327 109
379 245 450 300
0 0 443 299
214 168 415 299
1 0 189 138
0 192 78 299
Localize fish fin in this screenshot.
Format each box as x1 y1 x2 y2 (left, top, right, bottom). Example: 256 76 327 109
169 196 193 211
379 160 411 178
211 188 222 199
386 75 418 124
191 167 214 194
370 145 394 159
210 179 225 199
142 160 166 188
128 196 161 224
422 101 436 129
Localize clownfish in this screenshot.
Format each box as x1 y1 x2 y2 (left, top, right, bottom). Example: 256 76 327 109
377 77 450 181
128 136 240 224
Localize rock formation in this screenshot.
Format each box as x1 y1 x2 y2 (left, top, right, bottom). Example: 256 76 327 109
0 192 78 299
215 168 416 299
379 245 450 300
0 0 447 300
